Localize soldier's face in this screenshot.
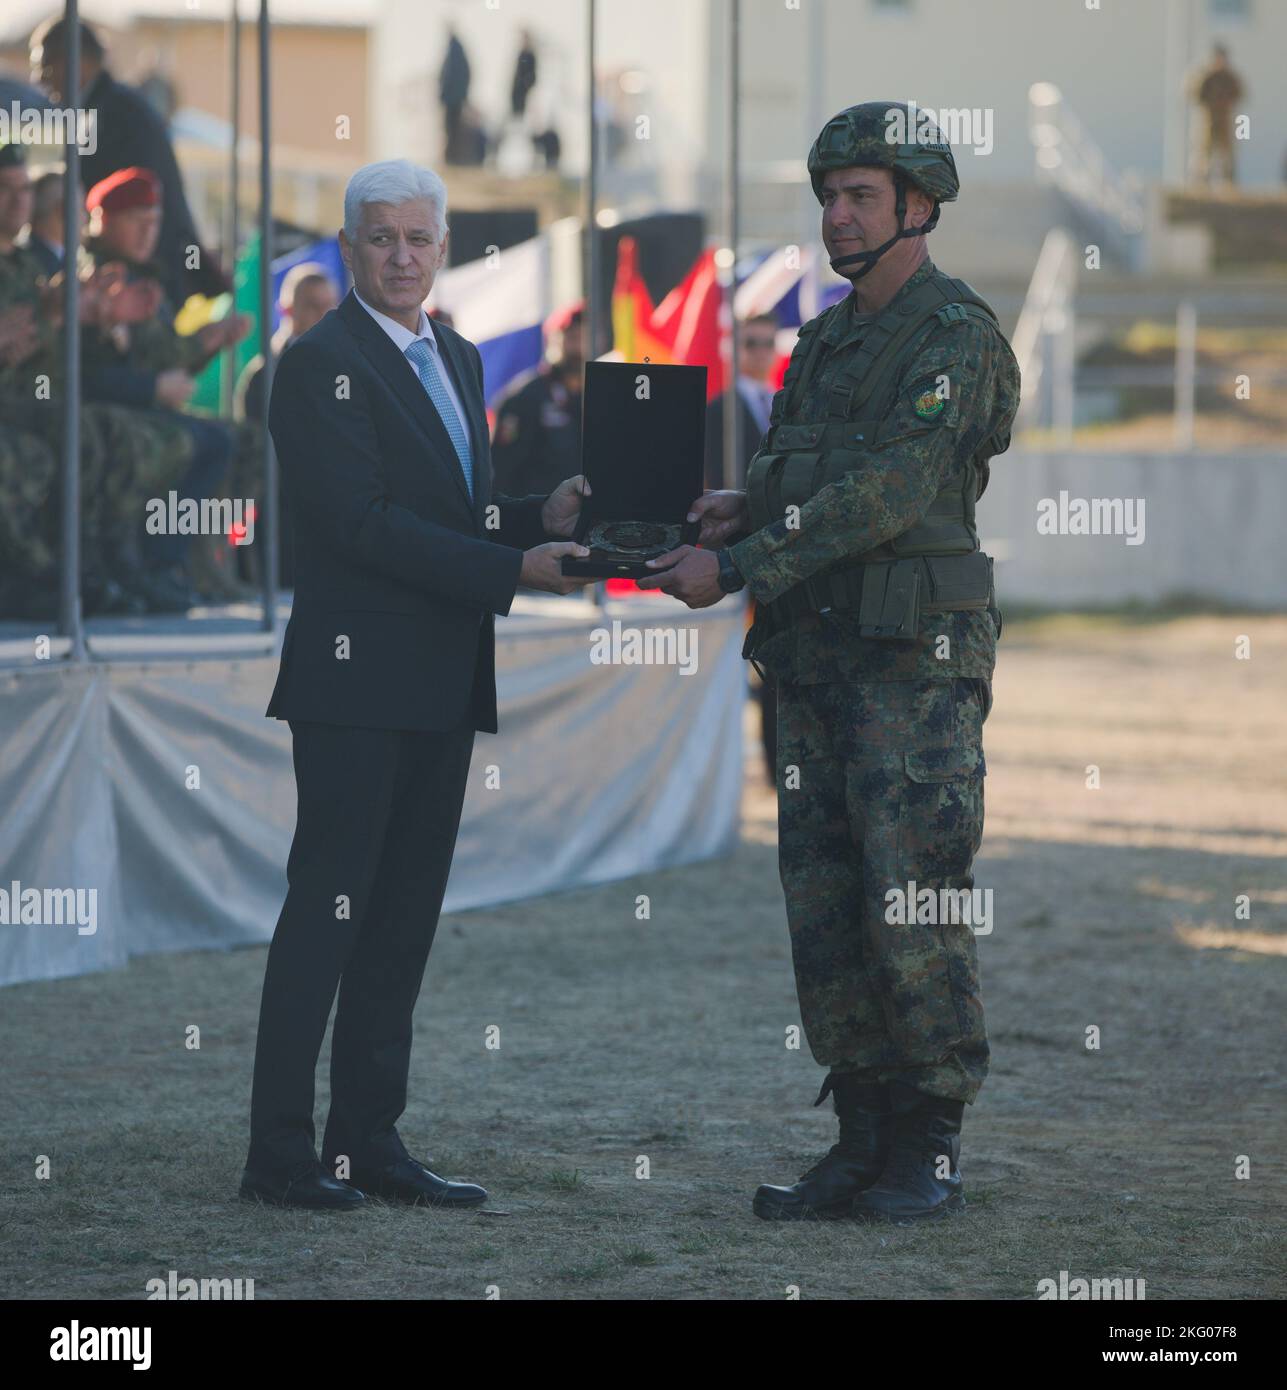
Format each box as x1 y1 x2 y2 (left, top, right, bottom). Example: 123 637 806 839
820 167 899 260
0 168 33 240
99 206 162 265
340 199 447 327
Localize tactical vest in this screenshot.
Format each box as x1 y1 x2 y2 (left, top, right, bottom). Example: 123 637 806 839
743 269 1009 650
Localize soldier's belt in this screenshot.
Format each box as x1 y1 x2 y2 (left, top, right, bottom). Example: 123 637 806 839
744 551 994 653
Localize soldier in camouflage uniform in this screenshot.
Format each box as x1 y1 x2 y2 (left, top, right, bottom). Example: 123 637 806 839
639 103 1020 1223
0 141 198 616
79 166 248 605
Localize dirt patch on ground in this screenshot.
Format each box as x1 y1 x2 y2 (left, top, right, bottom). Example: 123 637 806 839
2 615 1283 1300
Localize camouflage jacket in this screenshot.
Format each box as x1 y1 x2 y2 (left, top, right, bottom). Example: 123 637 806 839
0 244 61 419
81 243 208 389
728 258 1020 684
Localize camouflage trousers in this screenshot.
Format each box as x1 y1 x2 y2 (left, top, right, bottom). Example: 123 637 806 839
0 425 59 585
775 676 991 1104
0 401 195 590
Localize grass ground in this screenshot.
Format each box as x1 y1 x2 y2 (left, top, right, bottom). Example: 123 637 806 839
2 614 1284 1300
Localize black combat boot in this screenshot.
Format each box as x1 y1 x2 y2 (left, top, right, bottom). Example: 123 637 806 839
752 1074 893 1221
850 1080 966 1223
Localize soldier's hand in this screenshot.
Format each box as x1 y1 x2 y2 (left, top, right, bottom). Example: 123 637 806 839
91 267 163 328
197 313 252 353
155 369 197 410
636 544 725 608
519 540 596 595
541 474 592 539
688 489 749 549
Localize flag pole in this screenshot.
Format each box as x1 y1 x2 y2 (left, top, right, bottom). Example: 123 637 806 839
57 0 86 660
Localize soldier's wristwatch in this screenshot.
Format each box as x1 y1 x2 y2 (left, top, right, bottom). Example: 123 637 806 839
717 549 747 594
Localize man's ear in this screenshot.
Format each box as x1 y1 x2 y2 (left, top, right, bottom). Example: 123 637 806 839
907 187 933 230
338 228 352 268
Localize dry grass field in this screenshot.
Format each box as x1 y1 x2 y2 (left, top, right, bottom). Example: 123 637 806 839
2 614 1284 1300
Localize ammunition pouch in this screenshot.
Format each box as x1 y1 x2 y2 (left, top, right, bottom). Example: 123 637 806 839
742 550 997 658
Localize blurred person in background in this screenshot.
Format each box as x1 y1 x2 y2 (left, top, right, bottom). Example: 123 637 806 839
704 311 782 781
510 30 537 122
30 14 231 306
80 166 249 609
1189 42 1245 187
438 24 471 165
235 263 341 590
0 141 201 618
18 166 72 276
490 301 584 498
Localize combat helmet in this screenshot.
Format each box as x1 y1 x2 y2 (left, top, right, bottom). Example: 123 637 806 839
808 101 959 279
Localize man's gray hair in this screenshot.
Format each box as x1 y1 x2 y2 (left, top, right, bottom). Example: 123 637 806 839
343 159 448 240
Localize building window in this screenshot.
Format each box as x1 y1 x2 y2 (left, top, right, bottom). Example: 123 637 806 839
872 0 913 11
1208 0 1251 18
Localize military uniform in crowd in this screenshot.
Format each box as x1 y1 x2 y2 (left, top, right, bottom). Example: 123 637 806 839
490 303 584 497
0 229 196 616
724 105 1020 1223
77 169 238 606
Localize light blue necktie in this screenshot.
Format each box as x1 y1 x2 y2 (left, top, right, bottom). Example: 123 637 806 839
404 337 474 500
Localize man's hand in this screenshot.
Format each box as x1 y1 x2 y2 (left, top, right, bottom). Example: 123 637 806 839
541 474 592 538
636 544 725 608
687 488 749 549
519 540 597 595
154 369 196 410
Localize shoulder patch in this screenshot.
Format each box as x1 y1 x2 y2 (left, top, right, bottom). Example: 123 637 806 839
902 364 961 428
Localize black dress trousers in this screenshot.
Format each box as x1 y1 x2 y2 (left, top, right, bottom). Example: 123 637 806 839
246 717 476 1177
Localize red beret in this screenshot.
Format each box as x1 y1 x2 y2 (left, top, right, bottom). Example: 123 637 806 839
86 166 162 215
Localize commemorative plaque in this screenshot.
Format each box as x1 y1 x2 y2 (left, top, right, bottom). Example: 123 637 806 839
561 360 707 579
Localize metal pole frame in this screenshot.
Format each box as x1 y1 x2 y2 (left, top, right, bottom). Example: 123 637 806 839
220 3 241 421
585 0 601 360
720 0 741 493
257 0 279 632
57 0 86 659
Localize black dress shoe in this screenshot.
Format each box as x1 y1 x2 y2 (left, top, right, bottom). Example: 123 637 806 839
348 1156 487 1208
239 1162 366 1210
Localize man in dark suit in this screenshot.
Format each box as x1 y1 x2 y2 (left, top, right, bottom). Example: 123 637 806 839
702 312 779 492
18 167 68 277
703 313 781 778
241 158 595 1211
30 16 230 307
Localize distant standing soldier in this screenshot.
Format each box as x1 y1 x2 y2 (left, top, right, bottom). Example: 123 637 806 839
1190 43 1245 187
490 301 584 498
639 102 1020 1223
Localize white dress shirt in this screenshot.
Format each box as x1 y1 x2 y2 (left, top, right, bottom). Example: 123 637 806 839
353 288 475 456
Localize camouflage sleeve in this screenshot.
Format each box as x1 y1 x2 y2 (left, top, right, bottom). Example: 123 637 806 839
728 318 1019 604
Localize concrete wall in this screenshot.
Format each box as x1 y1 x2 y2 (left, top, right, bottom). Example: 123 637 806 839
979 450 1287 608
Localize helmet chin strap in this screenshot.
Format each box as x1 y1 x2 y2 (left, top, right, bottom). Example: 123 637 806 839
827 175 936 281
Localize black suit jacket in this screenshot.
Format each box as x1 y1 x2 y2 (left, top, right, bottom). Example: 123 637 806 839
81 70 229 304
703 387 767 492
266 290 549 733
